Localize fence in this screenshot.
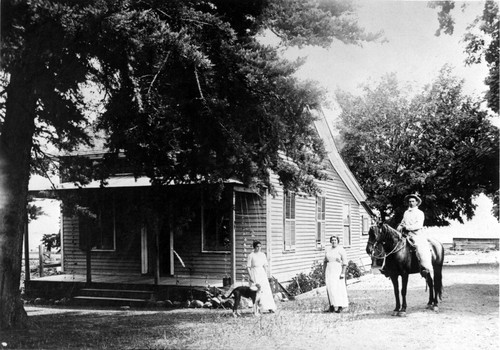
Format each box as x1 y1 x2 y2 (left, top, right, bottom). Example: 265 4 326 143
22 245 61 277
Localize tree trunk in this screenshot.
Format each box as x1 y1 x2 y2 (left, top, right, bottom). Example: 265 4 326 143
0 71 36 330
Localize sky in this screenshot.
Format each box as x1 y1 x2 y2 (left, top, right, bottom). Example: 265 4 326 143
282 0 490 115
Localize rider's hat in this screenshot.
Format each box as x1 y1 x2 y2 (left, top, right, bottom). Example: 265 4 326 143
404 194 422 206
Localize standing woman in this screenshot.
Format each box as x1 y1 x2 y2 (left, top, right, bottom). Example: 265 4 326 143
247 240 277 313
323 235 349 313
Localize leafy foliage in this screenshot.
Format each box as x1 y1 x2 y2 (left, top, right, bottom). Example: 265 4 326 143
346 260 362 279
463 1 499 114
286 260 362 296
286 261 325 296
428 1 456 36
0 0 376 329
0 0 378 194
428 1 499 114
41 233 60 253
336 67 499 225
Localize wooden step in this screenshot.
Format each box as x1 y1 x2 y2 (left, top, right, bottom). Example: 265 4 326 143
77 288 154 299
71 295 150 307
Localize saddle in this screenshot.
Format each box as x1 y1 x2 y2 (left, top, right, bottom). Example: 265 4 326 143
401 230 417 250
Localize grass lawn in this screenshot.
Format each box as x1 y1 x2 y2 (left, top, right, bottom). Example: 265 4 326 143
2 263 498 350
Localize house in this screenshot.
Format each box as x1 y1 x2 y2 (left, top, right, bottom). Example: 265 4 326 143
26 111 373 302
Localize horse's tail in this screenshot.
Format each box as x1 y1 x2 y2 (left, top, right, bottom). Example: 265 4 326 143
433 242 445 300
433 264 443 300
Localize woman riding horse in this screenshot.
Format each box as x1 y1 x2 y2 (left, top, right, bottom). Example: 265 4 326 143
366 222 444 316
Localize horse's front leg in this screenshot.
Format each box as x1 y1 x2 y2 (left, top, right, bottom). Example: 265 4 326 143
390 275 400 316
398 274 409 317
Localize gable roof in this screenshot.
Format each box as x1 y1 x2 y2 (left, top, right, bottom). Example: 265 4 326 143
313 110 367 205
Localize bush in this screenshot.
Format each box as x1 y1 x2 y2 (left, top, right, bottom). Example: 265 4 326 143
346 260 362 279
286 260 363 296
286 261 325 296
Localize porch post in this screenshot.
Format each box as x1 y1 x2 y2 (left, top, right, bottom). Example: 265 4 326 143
24 220 30 282
169 200 174 276
141 226 148 274
59 208 64 272
85 226 92 284
86 247 92 284
154 216 160 285
231 190 236 285
38 244 44 277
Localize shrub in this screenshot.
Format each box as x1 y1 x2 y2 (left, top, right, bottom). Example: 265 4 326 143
286 260 363 296
346 260 362 279
286 261 325 296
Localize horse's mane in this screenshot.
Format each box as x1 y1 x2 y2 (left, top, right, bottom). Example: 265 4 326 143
380 223 401 242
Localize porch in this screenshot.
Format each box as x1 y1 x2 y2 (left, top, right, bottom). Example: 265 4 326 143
24 273 239 307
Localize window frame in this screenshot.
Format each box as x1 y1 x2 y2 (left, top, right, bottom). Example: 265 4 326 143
93 200 117 251
201 193 232 253
79 195 117 252
283 191 296 252
316 196 326 248
362 214 370 235
342 203 352 247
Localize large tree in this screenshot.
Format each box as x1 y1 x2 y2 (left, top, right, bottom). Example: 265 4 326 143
336 67 499 226
463 1 499 113
430 0 499 113
0 0 375 329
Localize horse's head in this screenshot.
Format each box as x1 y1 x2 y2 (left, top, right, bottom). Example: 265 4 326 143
365 224 380 257
366 221 400 257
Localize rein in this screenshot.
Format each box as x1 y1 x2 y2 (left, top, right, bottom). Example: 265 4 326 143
370 225 407 259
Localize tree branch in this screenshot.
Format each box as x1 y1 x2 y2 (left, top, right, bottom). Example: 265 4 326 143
147 52 170 97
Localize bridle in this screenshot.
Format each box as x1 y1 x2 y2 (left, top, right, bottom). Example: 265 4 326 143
368 225 407 259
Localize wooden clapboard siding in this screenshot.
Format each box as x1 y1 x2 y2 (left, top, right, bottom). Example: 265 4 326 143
268 160 371 282
234 191 267 283
172 217 231 279
62 216 142 276
60 186 235 280
170 188 233 279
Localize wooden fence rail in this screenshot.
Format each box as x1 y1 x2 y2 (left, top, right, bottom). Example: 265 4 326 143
22 245 61 277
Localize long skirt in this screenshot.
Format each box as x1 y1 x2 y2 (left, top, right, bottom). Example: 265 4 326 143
325 262 348 308
248 266 277 312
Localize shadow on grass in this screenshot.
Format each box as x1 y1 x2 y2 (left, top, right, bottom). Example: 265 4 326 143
2 264 497 349
2 309 231 349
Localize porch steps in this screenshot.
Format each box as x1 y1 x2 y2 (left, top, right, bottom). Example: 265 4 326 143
71 288 155 307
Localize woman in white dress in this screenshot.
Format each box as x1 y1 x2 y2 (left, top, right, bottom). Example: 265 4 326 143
323 235 349 313
247 240 277 313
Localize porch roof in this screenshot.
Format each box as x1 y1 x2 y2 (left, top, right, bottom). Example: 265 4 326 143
28 175 243 193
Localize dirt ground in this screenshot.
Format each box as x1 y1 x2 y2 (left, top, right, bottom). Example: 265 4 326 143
9 251 500 350
292 251 499 350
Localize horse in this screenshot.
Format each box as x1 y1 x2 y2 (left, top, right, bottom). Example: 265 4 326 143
366 223 444 316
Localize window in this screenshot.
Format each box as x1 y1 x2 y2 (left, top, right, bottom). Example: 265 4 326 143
343 203 351 246
201 192 231 253
362 215 370 235
316 196 326 247
283 191 296 251
79 195 116 251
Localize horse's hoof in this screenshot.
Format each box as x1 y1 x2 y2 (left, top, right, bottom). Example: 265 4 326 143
397 311 407 317
426 304 433 310
392 311 399 316
432 306 439 312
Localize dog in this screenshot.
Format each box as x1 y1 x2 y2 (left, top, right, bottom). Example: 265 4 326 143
227 284 262 317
